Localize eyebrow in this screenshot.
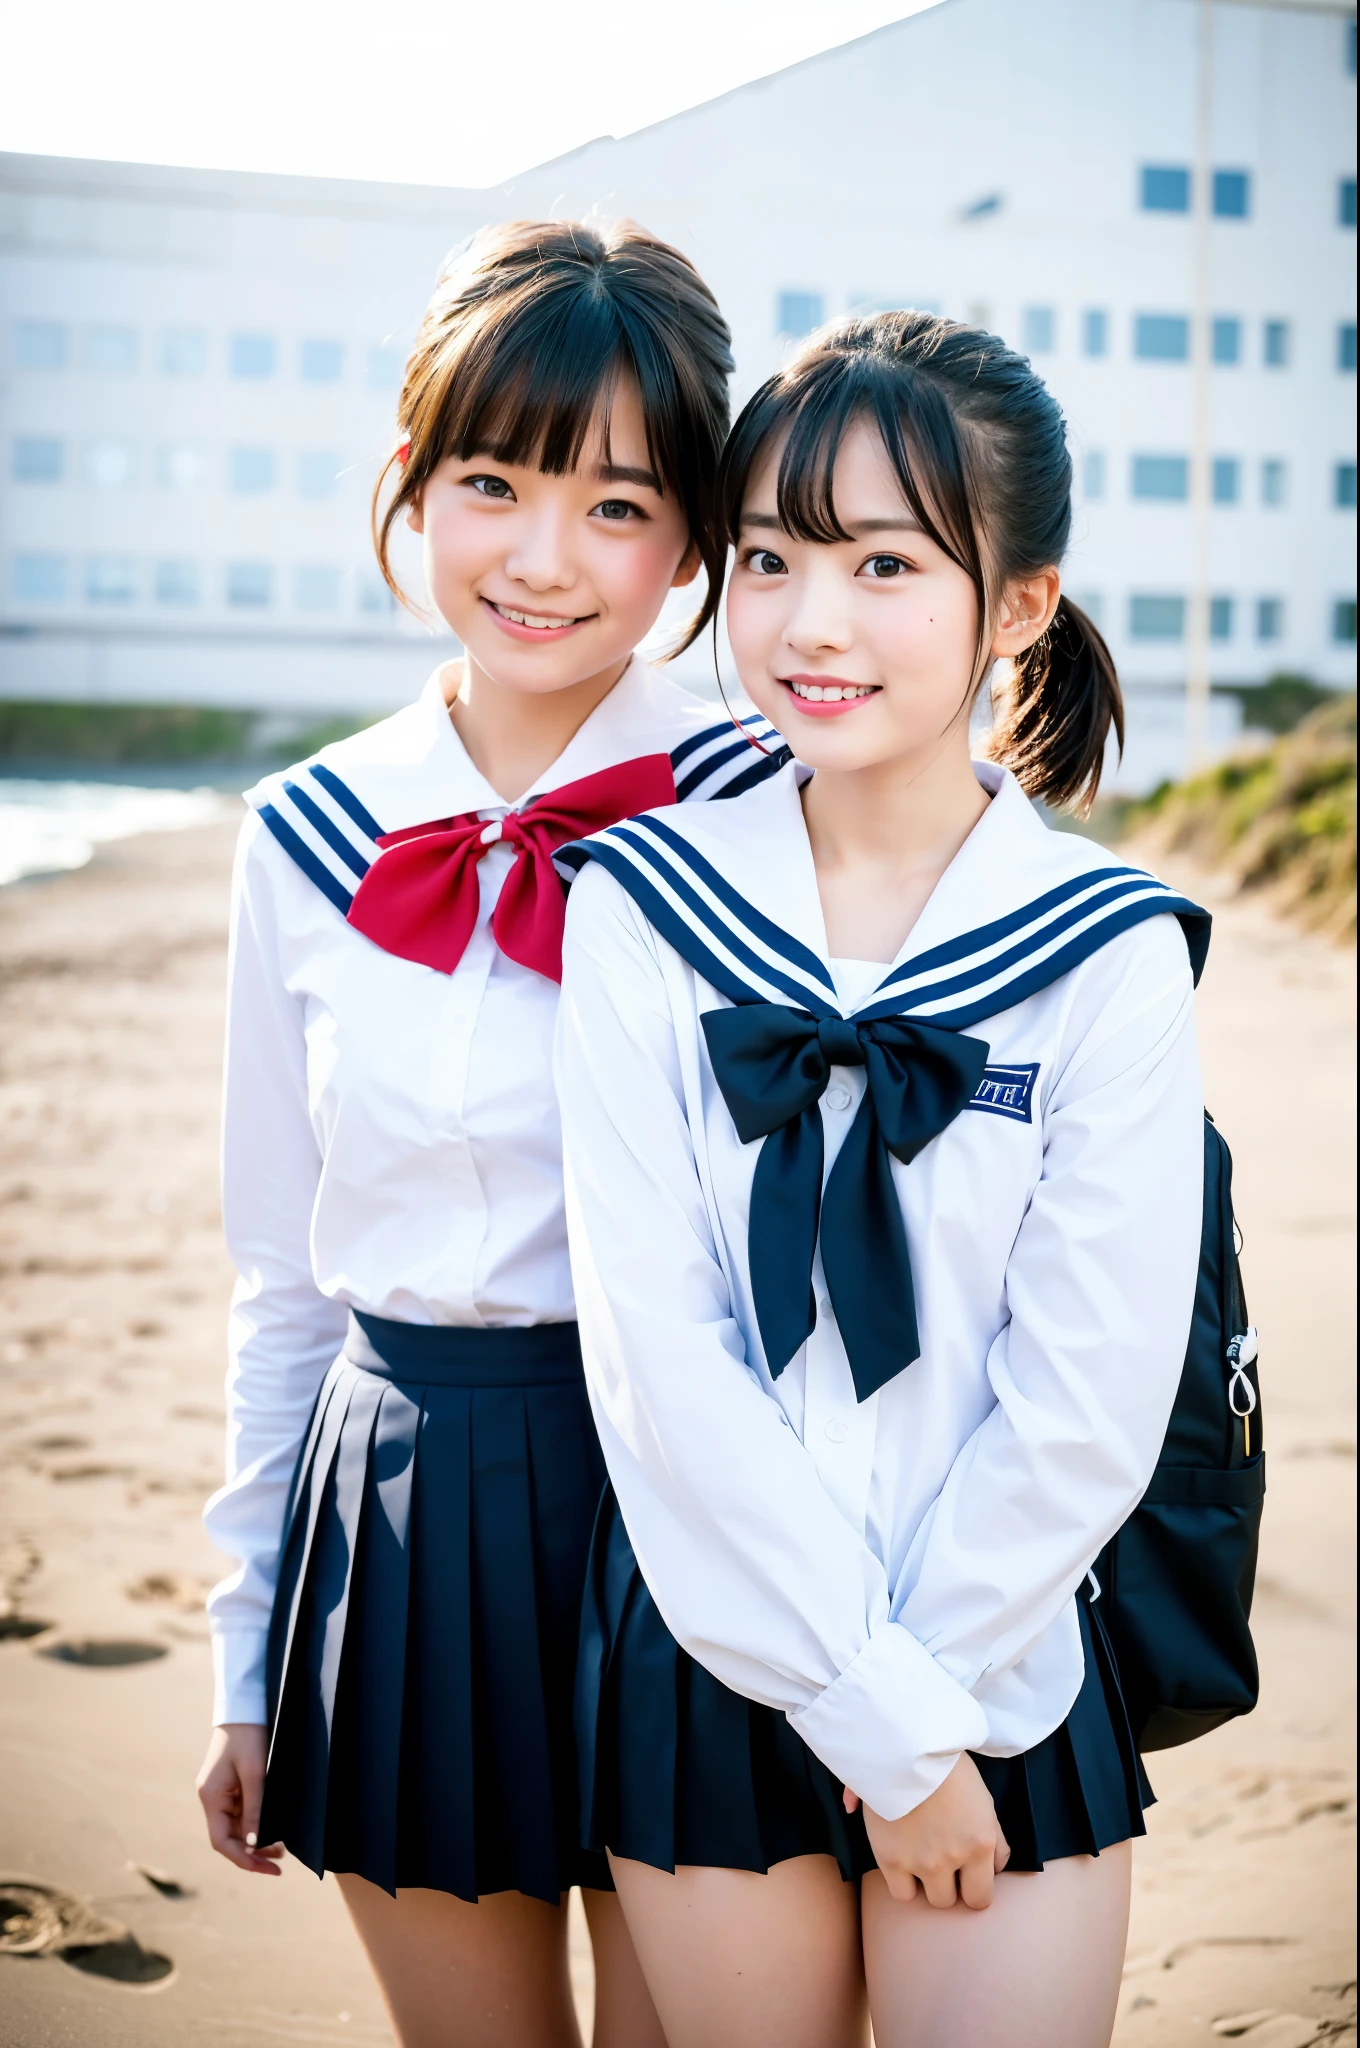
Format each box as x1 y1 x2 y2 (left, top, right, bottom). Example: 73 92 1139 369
740 510 922 536
595 462 664 493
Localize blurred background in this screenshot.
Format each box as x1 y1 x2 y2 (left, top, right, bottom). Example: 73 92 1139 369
0 0 1355 837
0 6 1354 2046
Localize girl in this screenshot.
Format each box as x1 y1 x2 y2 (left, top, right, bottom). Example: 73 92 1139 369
555 313 1209 2048
196 218 786 2048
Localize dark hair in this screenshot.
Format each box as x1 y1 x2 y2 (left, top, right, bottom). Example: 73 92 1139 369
373 218 734 653
718 311 1123 811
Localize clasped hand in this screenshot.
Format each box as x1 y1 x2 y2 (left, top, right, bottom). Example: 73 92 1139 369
843 1751 1010 1910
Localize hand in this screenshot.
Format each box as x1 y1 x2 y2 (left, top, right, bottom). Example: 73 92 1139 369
848 1754 1010 1911
196 1724 285 1875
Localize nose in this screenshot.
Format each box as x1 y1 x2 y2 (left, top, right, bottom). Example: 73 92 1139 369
503 501 579 597
783 561 855 657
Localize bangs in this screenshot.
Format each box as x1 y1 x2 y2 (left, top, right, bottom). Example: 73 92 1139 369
721 327 986 594
442 283 641 479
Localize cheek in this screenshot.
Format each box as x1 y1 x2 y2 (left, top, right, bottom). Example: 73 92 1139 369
725 582 777 659
590 524 687 613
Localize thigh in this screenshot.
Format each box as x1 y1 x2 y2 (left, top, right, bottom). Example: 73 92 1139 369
581 1887 668 2048
336 1874 580 2048
610 1851 869 2048
862 1839 1133 2048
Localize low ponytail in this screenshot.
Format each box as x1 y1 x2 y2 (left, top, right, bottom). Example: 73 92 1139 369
990 596 1124 814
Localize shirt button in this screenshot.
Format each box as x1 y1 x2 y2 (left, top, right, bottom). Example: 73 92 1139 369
823 1416 850 1445
824 1084 852 1111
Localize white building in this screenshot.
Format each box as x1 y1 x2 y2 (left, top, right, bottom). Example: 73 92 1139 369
1 0 1355 780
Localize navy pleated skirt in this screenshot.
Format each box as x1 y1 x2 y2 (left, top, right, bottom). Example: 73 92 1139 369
259 1313 612 1903
578 1487 1152 1881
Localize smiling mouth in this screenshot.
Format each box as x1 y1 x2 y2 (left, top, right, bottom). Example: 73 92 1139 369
781 677 880 703
485 598 592 633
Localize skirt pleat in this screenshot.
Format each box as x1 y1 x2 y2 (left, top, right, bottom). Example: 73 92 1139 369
260 1324 608 1903
578 1487 1152 1882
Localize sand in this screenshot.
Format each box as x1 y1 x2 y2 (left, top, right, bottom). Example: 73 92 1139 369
0 819 1353 2048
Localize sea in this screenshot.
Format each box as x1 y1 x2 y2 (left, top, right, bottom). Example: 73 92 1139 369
0 775 235 889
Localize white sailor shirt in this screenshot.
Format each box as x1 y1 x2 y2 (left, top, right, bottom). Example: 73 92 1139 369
554 758 1207 1821
204 660 787 1725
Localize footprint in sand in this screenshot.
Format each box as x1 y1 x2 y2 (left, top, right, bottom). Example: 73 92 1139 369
0 1876 174 1986
0 1615 55 1641
38 1637 167 1667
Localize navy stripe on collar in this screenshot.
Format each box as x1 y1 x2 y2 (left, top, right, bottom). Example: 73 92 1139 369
253 721 792 924
573 823 1210 1029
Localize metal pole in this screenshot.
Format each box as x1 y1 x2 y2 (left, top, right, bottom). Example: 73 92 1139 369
1185 0 1215 773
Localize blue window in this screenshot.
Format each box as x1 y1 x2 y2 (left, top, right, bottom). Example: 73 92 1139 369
1263 319 1290 367
1084 451 1107 499
227 562 273 608
1213 170 1250 219
1256 597 1284 641
776 291 824 339
86 325 138 373
155 560 200 606
1131 454 1189 501
1336 462 1359 509
1340 179 1358 229
16 320 68 369
294 565 342 612
1334 598 1357 642
230 447 275 493
366 344 402 389
1081 309 1108 358
85 556 137 605
1130 595 1185 640
160 330 206 375
358 572 397 615
1140 165 1190 213
1261 459 1287 507
1212 457 1240 505
13 436 63 483
1348 20 1357 74
1212 317 1241 365
231 334 276 379
1022 306 1056 354
1134 314 1190 361
300 339 344 383
1340 324 1358 372
1210 596 1234 641
11 554 67 602
297 451 340 497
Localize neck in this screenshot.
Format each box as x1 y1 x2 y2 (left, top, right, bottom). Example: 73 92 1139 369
443 651 632 803
800 732 991 961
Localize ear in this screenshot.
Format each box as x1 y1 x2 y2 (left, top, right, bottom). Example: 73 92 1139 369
406 493 425 536
670 538 702 591
990 567 1061 658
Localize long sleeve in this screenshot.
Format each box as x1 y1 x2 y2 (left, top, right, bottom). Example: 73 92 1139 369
893 915 1203 1737
556 863 989 1820
203 815 349 1724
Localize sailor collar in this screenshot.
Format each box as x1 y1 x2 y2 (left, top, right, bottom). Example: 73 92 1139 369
244 661 788 922
573 757 1211 1029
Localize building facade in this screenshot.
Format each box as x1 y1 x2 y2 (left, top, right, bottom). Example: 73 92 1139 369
2 0 1356 768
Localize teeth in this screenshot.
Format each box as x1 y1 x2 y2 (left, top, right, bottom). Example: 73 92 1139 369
494 603 578 630
788 680 875 701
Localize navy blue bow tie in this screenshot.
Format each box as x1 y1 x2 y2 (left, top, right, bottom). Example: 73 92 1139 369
701 1005 990 1402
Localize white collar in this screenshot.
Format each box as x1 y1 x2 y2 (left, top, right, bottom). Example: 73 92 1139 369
578 757 1208 1024
246 657 728 835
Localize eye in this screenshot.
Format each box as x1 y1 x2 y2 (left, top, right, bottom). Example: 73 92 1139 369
593 498 641 522
467 474 514 500
744 548 788 577
861 553 909 579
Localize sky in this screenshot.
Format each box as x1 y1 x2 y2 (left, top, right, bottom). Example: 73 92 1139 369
0 1 944 191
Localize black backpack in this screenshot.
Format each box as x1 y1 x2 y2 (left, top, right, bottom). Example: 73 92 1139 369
1095 1113 1265 1751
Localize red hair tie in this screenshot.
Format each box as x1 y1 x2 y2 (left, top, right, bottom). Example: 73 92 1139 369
395 436 411 469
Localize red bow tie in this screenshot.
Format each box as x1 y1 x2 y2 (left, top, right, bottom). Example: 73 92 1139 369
345 753 676 982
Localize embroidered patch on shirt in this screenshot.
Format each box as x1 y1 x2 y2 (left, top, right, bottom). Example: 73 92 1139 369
968 1063 1040 1123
